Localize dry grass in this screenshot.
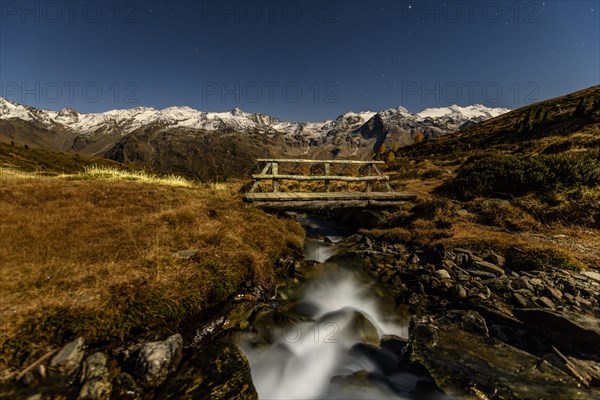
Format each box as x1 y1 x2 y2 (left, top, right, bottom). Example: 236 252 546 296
62 165 195 187
0 172 304 370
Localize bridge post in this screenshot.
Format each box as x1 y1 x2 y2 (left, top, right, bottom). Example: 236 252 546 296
365 163 372 193
324 162 331 192
271 162 279 192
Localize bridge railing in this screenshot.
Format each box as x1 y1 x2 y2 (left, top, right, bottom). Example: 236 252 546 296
248 159 393 194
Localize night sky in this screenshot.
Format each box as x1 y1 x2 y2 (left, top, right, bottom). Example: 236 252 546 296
1 0 598 121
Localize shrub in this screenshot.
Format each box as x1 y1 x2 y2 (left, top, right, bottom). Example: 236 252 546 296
451 150 600 198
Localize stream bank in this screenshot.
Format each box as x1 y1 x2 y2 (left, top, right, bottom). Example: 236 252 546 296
4 210 600 399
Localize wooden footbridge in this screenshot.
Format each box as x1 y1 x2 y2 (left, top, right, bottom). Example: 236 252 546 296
245 159 416 210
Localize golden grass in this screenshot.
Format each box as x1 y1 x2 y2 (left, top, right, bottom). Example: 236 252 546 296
0 173 304 369
62 165 195 187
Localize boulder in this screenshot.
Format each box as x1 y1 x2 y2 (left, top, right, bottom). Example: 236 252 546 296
78 353 112 400
409 319 593 399
50 337 85 376
513 309 600 357
133 334 183 388
472 261 505 276
318 307 380 346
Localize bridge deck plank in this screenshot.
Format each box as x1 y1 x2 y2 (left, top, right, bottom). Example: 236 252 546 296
245 192 416 202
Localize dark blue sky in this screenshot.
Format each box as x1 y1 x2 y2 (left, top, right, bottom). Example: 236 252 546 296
1 0 598 121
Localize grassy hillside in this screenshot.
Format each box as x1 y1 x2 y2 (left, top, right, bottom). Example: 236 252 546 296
371 85 600 268
0 141 132 175
0 166 304 371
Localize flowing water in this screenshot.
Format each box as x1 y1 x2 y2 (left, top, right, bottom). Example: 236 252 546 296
239 213 432 400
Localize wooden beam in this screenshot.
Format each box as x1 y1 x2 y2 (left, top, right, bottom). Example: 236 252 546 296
248 163 271 193
256 159 385 164
252 174 389 182
365 164 372 193
324 162 331 192
373 164 393 191
271 162 279 193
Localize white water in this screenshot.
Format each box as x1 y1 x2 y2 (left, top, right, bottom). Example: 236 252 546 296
239 215 422 399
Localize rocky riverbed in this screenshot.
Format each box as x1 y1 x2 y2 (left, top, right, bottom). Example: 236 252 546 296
3 216 600 399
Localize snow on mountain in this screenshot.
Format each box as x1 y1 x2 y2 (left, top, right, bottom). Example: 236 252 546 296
417 104 511 119
0 97 510 141
0 97 35 121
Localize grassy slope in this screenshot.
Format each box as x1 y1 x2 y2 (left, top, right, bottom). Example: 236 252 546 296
371 85 600 268
0 164 304 371
0 141 135 175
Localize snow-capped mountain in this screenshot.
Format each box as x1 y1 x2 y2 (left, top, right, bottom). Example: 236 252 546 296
0 97 510 179
0 97 509 141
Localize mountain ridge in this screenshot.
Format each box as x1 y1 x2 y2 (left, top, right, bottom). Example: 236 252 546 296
0 97 510 180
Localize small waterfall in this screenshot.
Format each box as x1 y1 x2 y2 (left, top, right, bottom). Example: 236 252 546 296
239 214 428 400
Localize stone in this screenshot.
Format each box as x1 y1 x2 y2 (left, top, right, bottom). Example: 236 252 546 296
485 252 506 267
454 252 469 266
530 278 543 286
159 341 258 400
456 209 470 217
409 319 592 399
349 343 404 375
434 269 451 280
537 296 556 309
513 309 600 356
379 335 408 355
112 373 143 400
50 337 85 376
133 334 183 388
172 248 198 260
436 310 488 336
581 270 600 284
512 292 528 308
78 352 112 400
473 261 504 276
545 287 563 301
450 284 467 299
318 307 380 346
466 269 497 279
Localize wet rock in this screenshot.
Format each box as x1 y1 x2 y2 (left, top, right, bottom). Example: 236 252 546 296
409 319 592 399
159 341 257 400
436 310 488 336
349 343 403 375
78 353 112 400
513 309 600 357
133 334 183 389
50 337 85 376
223 302 263 330
473 260 504 276
318 307 380 346
380 335 408 355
